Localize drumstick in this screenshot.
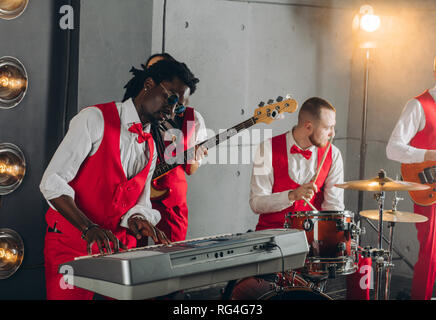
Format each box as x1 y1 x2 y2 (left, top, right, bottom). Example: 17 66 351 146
303 136 333 208
303 197 317 211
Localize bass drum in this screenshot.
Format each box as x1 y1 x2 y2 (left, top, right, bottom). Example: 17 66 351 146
230 273 332 301
260 286 332 300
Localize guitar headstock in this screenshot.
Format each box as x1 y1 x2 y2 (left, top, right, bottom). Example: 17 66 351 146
253 95 298 124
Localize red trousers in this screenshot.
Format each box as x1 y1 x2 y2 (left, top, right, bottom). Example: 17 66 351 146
44 231 94 300
411 204 436 300
44 229 134 300
154 202 189 242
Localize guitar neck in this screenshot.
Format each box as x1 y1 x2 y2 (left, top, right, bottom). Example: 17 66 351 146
152 117 256 179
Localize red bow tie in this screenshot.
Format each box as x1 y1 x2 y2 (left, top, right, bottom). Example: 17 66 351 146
290 144 312 160
128 123 152 144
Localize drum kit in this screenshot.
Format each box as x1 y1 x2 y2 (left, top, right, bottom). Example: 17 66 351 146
230 169 429 300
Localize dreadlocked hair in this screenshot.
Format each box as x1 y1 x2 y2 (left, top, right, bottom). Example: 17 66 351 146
122 59 199 102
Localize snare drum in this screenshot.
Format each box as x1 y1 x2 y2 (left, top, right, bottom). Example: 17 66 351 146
285 210 358 277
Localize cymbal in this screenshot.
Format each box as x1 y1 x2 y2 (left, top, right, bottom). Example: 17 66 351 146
360 210 428 223
335 176 430 191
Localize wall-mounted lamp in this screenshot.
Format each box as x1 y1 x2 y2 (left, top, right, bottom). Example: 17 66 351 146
0 143 26 195
0 0 28 20
0 56 28 110
0 228 24 279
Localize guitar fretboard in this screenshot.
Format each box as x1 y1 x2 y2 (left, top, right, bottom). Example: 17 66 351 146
152 117 256 179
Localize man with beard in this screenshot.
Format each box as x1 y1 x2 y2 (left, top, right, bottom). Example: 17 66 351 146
250 96 343 230
230 97 369 300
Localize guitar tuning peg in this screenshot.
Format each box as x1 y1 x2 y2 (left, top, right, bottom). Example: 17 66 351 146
276 96 283 102
258 101 265 107
267 99 274 104
285 94 292 99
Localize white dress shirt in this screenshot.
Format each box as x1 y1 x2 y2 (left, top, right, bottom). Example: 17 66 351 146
39 98 161 228
249 130 345 214
386 85 436 164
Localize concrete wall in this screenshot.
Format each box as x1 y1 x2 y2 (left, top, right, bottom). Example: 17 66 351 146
155 0 355 237
78 0 154 109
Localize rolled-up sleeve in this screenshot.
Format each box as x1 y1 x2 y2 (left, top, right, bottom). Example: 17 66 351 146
39 107 102 208
386 99 427 164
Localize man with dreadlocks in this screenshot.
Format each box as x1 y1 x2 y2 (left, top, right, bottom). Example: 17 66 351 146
123 53 207 243
40 59 199 300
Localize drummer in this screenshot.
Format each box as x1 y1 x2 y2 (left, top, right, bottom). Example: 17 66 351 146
250 96 343 228
232 97 365 300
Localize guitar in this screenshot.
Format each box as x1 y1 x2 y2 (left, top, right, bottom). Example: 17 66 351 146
150 96 298 200
401 161 436 206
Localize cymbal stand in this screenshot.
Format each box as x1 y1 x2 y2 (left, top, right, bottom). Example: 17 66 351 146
384 191 402 300
373 169 388 300
373 187 401 300
373 189 386 300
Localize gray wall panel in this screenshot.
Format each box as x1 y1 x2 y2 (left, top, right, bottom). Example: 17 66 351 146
78 0 154 110
161 0 354 239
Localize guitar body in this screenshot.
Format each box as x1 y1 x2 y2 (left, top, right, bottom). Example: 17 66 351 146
150 178 170 201
401 161 436 206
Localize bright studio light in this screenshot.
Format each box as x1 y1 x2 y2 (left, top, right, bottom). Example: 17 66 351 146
0 56 28 109
354 5 380 33
0 0 28 20
0 75 25 90
0 143 26 195
0 229 24 280
360 14 380 32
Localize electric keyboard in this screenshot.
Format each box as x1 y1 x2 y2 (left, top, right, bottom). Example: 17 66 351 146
59 229 309 300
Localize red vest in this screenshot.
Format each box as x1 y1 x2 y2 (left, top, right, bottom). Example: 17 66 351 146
256 133 332 231
45 102 154 250
410 90 436 149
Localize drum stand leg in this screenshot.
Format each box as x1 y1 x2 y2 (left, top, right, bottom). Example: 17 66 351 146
374 185 386 300
384 222 395 300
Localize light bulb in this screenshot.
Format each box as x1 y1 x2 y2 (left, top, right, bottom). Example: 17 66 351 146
0 56 28 109
0 229 24 280
0 0 28 20
0 143 26 195
360 14 380 32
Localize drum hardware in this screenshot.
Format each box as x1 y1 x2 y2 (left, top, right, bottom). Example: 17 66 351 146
337 242 347 252
328 264 337 279
303 219 314 231
337 170 429 300
285 210 358 278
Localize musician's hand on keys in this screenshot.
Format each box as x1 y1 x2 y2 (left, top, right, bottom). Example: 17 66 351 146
288 182 318 202
82 225 127 255
128 215 170 245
